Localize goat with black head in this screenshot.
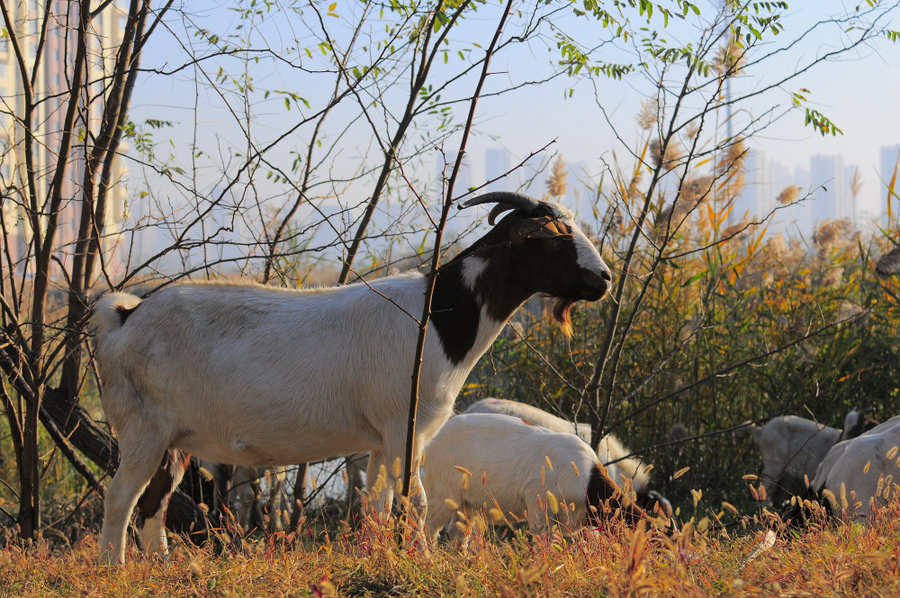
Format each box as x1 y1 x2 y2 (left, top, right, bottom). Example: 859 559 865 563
91 191 612 563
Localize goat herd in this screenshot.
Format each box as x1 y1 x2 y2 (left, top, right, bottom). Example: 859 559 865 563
88 192 900 564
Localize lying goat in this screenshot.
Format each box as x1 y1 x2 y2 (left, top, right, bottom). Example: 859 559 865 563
806 415 900 522
743 409 872 503
91 192 611 562
422 413 664 543
344 397 652 506
463 398 651 495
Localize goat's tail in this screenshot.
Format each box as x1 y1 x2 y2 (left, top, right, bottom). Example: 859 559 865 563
91 292 143 336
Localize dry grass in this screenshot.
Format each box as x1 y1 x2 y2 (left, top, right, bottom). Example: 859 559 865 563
2 501 900 597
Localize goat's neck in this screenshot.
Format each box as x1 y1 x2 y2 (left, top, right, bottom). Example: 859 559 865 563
430 254 535 365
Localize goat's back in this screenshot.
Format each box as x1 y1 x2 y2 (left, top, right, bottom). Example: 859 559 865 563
465 398 587 440
91 280 456 466
754 416 840 479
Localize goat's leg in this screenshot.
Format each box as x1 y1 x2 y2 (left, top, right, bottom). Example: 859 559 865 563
136 449 191 557
425 495 454 543
365 447 392 516
525 492 549 536
381 437 428 545
99 441 171 564
345 453 367 511
265 466 288 533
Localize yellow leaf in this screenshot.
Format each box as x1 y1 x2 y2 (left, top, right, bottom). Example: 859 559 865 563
673 466 690 480
546 491 559 514
717 202 735 227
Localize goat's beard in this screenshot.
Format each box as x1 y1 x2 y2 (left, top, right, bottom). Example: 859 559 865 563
552 298 574 338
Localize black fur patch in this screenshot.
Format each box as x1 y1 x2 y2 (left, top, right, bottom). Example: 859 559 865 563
116 305 138 326
586 463 618 511
586 463 646 526
430 264 480 365
137 449 190 523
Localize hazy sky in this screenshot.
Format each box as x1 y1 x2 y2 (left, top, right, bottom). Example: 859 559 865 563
456 1 900 218
130 1 900 225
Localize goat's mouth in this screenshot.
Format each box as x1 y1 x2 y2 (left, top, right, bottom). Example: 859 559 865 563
581 286 608 302
579 270 611 301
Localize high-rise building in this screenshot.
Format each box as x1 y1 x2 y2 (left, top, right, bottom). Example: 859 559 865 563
880 144 900 226
484 148 510 192
0 1 129 274
769 162 812 238
809 154 855 228
733 148 772 224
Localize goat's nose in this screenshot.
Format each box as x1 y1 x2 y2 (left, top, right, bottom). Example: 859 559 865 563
582 269 610 299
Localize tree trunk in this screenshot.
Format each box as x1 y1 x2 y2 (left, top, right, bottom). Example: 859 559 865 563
17 416 40 540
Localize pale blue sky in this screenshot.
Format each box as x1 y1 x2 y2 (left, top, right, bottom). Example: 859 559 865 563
129 0 900 234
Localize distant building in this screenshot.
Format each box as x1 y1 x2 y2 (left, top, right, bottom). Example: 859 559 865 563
484 148 510 192
769 161 811 237
0 2 130 274
880 144 900 226
809 154 855 229
733 149 772 224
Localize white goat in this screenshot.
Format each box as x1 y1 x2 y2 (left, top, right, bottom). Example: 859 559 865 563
422 413 657 542
91 192 611 563
343 397 652 505
808 415 900 521
744 415 842 502
744 409 876 503
463 398 651 494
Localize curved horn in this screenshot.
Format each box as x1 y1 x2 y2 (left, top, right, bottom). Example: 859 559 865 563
459 192 543 225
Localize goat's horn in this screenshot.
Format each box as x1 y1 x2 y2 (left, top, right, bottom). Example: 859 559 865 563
459 192 543 225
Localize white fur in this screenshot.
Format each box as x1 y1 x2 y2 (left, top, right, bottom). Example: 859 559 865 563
572 225 608 274
93 276 465 561
422 413 604 540
461 256 487 291
746 415 841 501
463 398 650 494
811 416 900 521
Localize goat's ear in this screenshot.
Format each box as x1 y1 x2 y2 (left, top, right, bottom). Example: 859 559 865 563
511 215 572 242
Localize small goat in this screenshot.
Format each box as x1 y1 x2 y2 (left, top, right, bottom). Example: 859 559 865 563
91 192 611 562
422 413 661 542
744 409 876 503
463 398 651 494
807 415 900 522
